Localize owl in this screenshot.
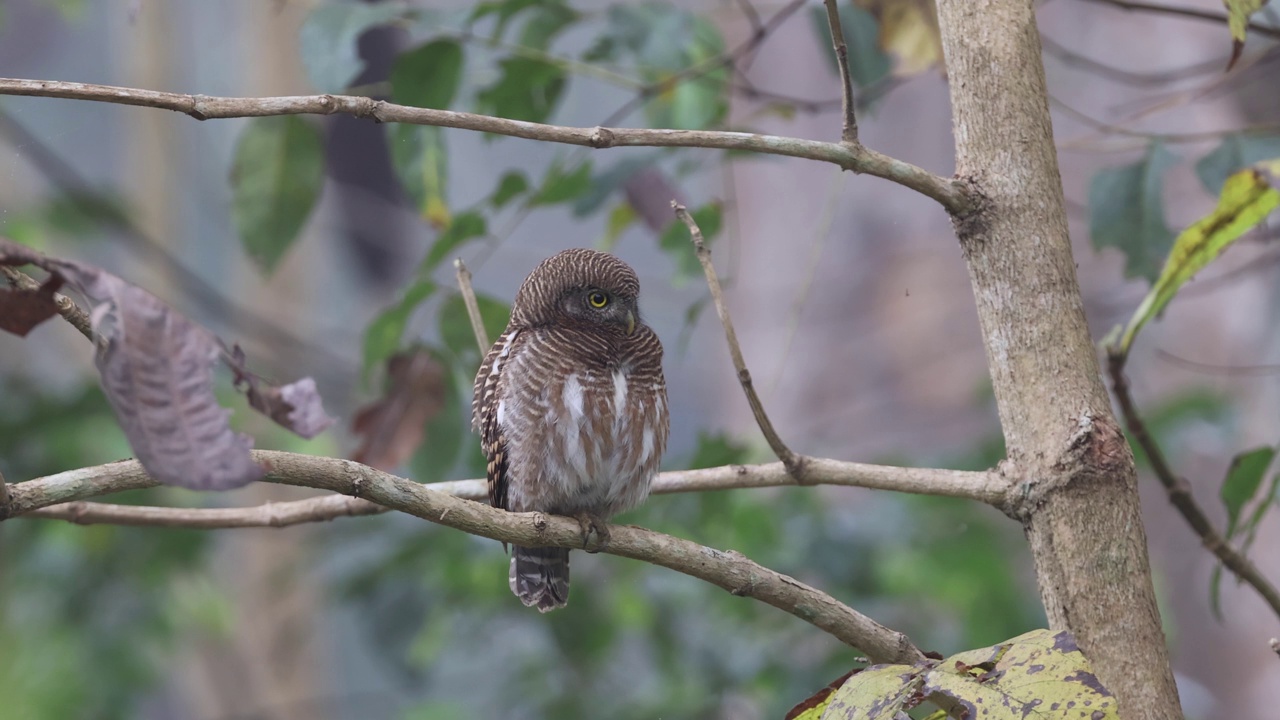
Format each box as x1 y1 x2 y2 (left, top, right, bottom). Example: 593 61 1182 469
472 249 669 612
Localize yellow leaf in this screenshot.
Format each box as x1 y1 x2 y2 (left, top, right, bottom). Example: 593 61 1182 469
855 0 942 76
1116 167 1280 355
1225 0 1271 69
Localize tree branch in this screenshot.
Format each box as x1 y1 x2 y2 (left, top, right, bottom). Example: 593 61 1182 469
8 451 1007 526
1077 0 1280 41
674 203 805 478
821 0 858 142
7 452 934 664
0 466 10 521
1 265 94 341
1106 352 1280 620
0 78 974 215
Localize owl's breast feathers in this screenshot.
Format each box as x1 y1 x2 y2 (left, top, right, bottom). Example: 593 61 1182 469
475 324 669 518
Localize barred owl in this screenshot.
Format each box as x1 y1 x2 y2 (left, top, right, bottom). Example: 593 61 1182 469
472 249 669 612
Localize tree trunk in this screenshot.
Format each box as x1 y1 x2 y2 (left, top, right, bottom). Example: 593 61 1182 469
934 1 1182 717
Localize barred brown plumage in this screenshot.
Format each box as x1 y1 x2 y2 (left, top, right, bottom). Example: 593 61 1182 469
471 249 669 612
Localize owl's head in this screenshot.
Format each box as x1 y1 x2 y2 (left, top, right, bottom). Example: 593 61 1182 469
510 248 643 335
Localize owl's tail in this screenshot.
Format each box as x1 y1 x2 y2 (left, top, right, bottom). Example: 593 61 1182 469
509 546 570 612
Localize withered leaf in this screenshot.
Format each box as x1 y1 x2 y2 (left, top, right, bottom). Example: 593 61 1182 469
0 274 63 337
352 349 446 470
225 346 335 439
1 238 263 490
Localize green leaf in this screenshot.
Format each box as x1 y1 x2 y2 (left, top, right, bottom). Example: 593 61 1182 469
601 203 637 250
363 280 436 377
1113 168 1280 355
230 116 325 274
467 0 539 40
531 160 593 206
571 156 653 217
1220 446 1276 538
659 202 722 281
819 665 921 719
389 124 451 227
299 2 406 92
391 39 465 110
1088 141 1177 282
688 432 751 469
490 171 530 208
518 2 579 49
1195 134 1280 195
475 58 565 124
421 212 487 272
439 292 510 364
809 4 891 89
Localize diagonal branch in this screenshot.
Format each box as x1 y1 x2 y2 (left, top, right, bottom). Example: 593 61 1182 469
1077 0 1280 40
0 78 974 215
674 203 805 478
2 266 94 341
1105 352 1280 620
454 258 489 351
6 452 930 664
10 452 1008 527
821 0 859 142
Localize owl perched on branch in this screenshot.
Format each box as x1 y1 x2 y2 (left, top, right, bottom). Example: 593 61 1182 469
472 249 669 612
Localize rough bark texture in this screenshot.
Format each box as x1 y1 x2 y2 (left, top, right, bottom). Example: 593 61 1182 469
934 1 1183 717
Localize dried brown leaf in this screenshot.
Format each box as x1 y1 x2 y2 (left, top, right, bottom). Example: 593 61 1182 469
224 346 335 439
0 274 63 337
351 349 446 470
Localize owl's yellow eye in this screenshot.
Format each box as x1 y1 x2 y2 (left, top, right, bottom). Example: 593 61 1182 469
588 291 609 308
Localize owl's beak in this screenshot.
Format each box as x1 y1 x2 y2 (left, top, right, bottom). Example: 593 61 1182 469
625 309 636 336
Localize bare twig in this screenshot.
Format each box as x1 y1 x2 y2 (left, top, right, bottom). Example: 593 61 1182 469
1106 352 1280 620
7 452 930 663
454 258 489 352
10 452 1008 529
1271 637 1280 658
28 495 386 528
821 0 859 142
1077 0 1280 40
673 202 806 478
1 265 94 340
0 78 974 215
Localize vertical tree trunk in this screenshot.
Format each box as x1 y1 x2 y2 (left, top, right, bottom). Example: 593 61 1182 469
933 1 1182 717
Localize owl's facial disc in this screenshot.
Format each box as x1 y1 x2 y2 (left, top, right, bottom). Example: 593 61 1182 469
563 286 637 334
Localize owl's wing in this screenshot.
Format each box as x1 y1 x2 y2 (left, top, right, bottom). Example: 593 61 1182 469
473 329 521 511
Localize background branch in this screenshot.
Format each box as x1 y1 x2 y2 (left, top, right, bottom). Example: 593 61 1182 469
0 78 973 215
675 203 805 478
8 452 927 664
1078 0 1280 40
454 258 489 350
1106 353 1280 619
9 452 1008 527
821 0 859 142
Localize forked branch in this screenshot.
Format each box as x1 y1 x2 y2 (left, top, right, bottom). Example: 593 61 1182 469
7 452 928 664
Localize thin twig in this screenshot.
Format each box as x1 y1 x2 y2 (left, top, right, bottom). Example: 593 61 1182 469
6 452 931 663
1106 352 1280 620
673 202 806 479
1271 638 1280 658
0 78 973 215
454 258 489 352
821 0 859 142
1077 0 1280 40
11 452 1007 528
1 265 94 340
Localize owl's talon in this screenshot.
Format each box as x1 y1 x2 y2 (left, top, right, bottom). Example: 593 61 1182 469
575 512 610 553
